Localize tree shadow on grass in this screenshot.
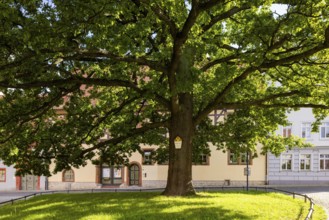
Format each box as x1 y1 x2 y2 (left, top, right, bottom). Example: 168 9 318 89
0 191 303 220
193 190 270 197
295 207 305 220
120 207 257 220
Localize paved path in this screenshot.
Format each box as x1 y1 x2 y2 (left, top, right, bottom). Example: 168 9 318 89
0 191 37 204
275 186 329 220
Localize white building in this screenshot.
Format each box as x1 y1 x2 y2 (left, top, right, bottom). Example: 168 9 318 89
267 108 329 185
0 160 46 191
0 160 16 191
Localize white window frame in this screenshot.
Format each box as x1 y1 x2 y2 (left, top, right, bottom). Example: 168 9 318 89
299 154 312 171
281 154 293 171
320 123 329 139
319 154 329 171
301 122 312 139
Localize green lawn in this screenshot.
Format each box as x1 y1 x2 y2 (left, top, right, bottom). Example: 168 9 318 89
0 191 326 220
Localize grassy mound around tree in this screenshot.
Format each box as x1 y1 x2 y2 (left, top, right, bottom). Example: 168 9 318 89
0 191 326 220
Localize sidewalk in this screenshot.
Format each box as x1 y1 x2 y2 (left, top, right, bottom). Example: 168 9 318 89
273 186 329 220
0 191 41 204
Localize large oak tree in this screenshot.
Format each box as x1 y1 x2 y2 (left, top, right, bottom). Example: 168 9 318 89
1 0 329 195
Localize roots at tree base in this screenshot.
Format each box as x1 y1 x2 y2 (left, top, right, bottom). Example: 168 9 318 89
162 181 196 196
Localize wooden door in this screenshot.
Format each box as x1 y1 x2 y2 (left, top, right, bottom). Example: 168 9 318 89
129 164 139 186
21 175 37 190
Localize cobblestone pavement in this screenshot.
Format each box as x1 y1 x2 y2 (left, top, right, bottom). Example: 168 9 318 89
275 186 329 220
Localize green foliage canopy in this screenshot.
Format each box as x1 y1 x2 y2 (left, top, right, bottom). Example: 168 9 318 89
0 0 329 175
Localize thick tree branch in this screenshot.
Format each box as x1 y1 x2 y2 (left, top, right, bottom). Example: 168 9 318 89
167 0 203 112
226 103 329 110
141 1 178 37
0 87 76 144
262 44 329 69
271 39 308 56
195 30 329 125
199 0 225 11
200 54 238 71
80 120 168 155
194 66 257 125
220 90 302 108
179 0 200 42
79 97 138 145
65 49 166 73
0 77 171 109
202 4 251 33
0 78 132 89
0 51 36 72
1 46 166 74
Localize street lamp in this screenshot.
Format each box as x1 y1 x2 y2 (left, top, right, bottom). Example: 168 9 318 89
244 151 250 191
246 151 249 191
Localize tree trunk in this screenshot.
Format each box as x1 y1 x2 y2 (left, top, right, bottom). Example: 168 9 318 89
163 93 196 196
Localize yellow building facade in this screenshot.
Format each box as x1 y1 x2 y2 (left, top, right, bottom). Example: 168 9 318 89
48 110 266 190
48 144 266 190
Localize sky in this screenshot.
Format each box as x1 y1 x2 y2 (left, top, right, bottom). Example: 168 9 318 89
270 4 288 16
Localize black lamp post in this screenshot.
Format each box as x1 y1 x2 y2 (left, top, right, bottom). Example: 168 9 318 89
246 151 249 191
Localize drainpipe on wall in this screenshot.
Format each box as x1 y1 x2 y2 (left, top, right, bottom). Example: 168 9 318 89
45 176 48 190
265 153 269 185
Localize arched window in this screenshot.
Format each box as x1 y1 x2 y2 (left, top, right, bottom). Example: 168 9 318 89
62 169 74 182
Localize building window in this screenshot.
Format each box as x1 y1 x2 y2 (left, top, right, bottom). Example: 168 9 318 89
193 154 210 165
282 125 292 137
209 109 227 125
228 151 252 165
229 151 238 164
300 154 311 170
320 123 329 139
320 154 329 170
102 165 123 185
301 123 311 139
0 168 6 182
142 149 155 165
281 154 292 170
62 169 74 182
